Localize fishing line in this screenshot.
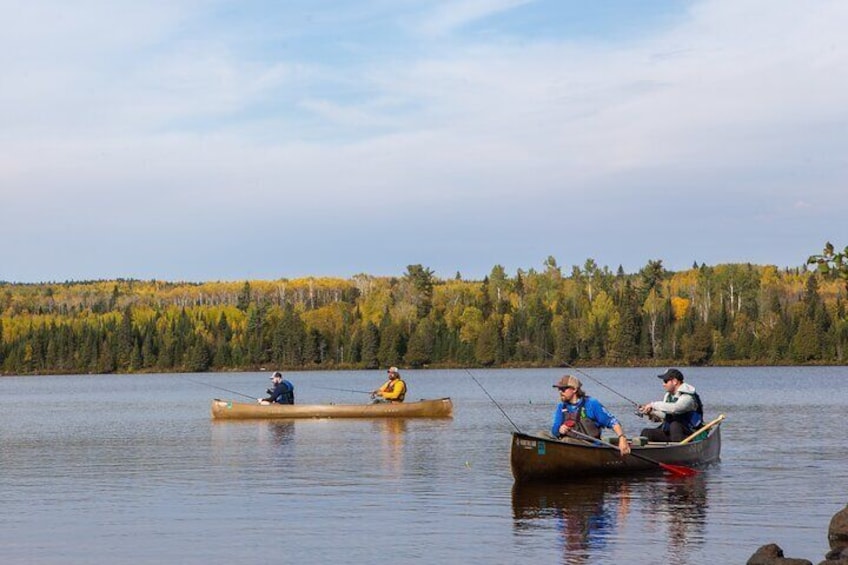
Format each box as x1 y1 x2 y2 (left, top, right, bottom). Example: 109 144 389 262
182 376 257 400
464 369 522 433
311 385 373 395
531 344 642 409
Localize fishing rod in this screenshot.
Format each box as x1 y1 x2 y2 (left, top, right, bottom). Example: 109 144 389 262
530 344 643 411
464 368 522 433
311 385 373 395
183 377 258 401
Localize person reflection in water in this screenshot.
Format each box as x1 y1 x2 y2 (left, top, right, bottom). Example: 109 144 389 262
512 479 632 565
377 419 407 478
645 477 709 565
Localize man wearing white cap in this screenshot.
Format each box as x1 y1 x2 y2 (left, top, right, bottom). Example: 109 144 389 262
370 367 407 403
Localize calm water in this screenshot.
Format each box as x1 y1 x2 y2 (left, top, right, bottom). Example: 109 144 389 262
2 367 846 564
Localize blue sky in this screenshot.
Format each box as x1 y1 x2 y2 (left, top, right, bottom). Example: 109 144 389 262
2 0 846 283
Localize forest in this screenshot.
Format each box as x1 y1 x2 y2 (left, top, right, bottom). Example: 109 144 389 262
2 248 848 375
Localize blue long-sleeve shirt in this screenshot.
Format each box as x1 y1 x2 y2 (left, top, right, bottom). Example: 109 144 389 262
551 396 620 437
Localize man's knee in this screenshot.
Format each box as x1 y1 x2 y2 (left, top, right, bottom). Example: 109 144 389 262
667 422 687 442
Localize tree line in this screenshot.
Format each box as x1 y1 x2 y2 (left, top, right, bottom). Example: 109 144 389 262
2 251 848 375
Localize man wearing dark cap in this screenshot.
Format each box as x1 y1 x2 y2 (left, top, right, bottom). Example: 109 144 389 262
637 368 703 442
551 375 630 456
259 371 295 405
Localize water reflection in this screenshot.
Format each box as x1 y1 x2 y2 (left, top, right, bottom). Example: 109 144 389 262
513 478 631 564
512 475 709 565
373 419 407 477
642 476 709 565
266 421 295 447
210 420 295 450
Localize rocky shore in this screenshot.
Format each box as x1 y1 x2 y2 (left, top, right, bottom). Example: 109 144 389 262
747 504 848 565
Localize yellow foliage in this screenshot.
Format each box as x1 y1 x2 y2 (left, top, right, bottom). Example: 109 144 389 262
669 269 699 297
671 296 690 321
301 303 348 335
642 288 663 316
358 280 393 326
589 291 615 325
458 307 484 344
759 265 779 289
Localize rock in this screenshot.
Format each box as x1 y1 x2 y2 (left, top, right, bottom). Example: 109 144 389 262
819 544 848 564
747 543 812 565
826 547 848 560
830 504 848 551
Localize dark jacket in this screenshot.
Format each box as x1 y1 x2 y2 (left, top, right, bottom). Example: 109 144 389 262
264 380 295 404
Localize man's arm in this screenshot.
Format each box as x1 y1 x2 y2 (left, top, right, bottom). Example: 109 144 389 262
551 404 564 437
649 393 696 416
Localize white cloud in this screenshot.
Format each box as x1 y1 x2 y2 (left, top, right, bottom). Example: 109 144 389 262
415 0 535 37
1 0 847 281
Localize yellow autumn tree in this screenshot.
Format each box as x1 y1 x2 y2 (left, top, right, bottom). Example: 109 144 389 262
671 296 690 321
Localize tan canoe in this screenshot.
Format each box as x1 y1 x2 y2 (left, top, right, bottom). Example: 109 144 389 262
211 397 453 420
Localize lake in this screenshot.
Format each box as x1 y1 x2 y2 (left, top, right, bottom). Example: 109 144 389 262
1 367 846 564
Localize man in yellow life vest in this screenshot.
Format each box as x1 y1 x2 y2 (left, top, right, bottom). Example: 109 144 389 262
370 366 407 403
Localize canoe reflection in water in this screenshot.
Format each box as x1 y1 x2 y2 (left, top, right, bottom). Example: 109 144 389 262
512 476 708 564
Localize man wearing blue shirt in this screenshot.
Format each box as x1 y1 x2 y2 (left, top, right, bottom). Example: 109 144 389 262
551 375 630 456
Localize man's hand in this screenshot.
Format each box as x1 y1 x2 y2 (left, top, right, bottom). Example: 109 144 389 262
618 435 631 456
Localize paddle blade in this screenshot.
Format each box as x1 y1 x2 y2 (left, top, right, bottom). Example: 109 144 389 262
659 462 699 477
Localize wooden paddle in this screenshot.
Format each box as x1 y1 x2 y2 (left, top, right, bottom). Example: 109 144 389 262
563 428 699 477
679 414 726 445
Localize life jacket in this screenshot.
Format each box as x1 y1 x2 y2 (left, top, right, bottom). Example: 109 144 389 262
383 379 406 402
560 397 601 439
272 381 295 405
662 390 703 433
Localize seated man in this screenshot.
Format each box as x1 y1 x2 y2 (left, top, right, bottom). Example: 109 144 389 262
259 371 295 405
551 375 630 456
371 367 406 403
638 368 703 442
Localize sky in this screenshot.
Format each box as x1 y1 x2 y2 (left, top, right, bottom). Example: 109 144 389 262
2 0 846 283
